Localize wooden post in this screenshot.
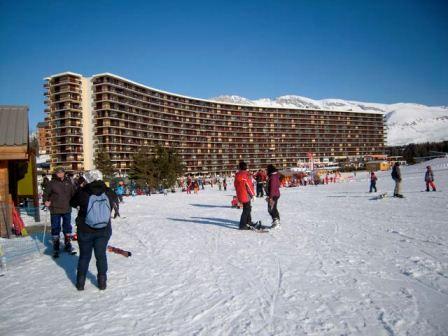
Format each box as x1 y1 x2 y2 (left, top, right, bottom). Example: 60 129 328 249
0 161 10 237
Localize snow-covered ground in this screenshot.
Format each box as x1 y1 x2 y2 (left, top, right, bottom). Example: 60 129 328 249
1 159 447 336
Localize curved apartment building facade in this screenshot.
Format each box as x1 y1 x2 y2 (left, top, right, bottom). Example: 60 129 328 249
44 72 386 174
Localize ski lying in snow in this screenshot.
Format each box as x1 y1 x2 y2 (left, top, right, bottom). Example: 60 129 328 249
248 221 270 233
107 245 132 257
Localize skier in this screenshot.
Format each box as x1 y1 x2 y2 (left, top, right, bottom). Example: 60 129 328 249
265 164 281 228
369 171 378 193
223 177 227 191
70 170 119 291
425 165 437 192
234 161 255 230
43 167 75 257
115 182 124 202
186 175 192 194
391 162 403 198
255 169 265 197
193 180 199 194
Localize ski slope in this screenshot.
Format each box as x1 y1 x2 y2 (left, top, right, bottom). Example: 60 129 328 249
1 159 448 335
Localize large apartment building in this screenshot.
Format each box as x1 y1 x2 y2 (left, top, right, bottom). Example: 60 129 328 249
36 121 51 155
44 72 386 174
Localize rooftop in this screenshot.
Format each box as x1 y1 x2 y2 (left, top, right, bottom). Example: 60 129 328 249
0 105 29 146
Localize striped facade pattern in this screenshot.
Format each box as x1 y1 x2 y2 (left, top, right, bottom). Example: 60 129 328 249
44 72 386 174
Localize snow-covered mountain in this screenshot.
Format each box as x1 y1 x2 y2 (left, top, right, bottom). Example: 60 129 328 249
211 95 448 146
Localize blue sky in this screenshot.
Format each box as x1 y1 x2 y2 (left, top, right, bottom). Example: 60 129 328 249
0 0 447 129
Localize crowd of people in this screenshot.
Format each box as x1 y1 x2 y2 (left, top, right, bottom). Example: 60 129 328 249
38 160 438 291
369 162 437 198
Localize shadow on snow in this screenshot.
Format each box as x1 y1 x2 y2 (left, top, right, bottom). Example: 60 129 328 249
34 233 97 288
189 203 230 208
167 216 239 230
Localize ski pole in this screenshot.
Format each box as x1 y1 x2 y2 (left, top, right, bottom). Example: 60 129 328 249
42 210 48 253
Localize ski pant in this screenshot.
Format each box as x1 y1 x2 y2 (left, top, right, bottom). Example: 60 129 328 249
426 181 436 191
51 212 72 237
369 181 377 192
256 183 264 197
117 194 124 202
268 196 280 221
77 229 111 277
239 202 252 229
394 179 401 195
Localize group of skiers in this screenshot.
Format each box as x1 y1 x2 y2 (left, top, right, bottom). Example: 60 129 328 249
42 167 119 291
368 163 437 197
234 161 281 230
183 175 228 193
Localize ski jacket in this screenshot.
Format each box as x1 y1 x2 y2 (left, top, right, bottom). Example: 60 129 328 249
266 172 281 198
254 172 266 183
70 180 118 234
115 185 124 196
425 170 434 182
371 174 378 182
43 177 75 214
234 170 255 203
391 165 401 181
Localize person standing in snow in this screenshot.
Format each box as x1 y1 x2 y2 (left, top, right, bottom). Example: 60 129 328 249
70 170 119 291
115 182 125 203
255 169 265 197
369 171 378 193
425 165 437 192
266 164 281 228
43 167 75 255
391 162 403 198
234 161 255 230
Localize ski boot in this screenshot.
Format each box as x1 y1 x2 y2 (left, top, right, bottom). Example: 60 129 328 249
52 236 60 258
98 274 107 290
64 234 76 255
271 218 280 229
76 273 86 291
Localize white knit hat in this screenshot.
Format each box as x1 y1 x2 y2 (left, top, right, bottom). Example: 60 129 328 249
84 169 103 183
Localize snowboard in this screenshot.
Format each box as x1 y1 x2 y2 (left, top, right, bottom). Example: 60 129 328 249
107 245 132 257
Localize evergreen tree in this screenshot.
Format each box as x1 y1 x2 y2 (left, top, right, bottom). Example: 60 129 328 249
94 151 115 180
152 145 184 188
129 145 184 189
129 146 155 187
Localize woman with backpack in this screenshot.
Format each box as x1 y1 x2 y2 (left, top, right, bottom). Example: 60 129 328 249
70 170 119 291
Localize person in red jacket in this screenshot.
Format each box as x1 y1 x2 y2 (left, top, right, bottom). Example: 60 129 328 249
234 161 255 230
266 164 281 228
